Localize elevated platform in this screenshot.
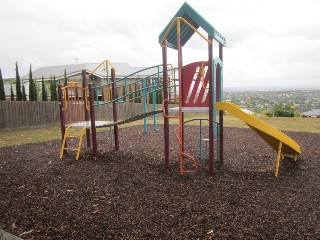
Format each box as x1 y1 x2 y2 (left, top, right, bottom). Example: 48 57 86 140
68 121 114 128
168 107 209 113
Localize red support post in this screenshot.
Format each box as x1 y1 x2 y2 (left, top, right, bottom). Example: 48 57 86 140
179 41 185 158
58 85 67 153
219 43 224 164
88 83 97 157
111 68 119 150
208 35 215 176
162 45 170 168
82 70 91 148
177 20 184 175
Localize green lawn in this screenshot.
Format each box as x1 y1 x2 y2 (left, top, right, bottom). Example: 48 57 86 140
0 115 319 148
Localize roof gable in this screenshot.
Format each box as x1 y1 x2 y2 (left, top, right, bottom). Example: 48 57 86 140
158 2 226 50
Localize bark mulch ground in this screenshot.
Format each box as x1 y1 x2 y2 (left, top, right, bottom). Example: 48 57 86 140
0 125 319 239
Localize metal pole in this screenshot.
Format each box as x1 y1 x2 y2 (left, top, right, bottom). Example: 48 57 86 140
162 45 170 168
111 68 119 150
88 83 97 157
153 72 158 131
219 43 224 164
177 19 184 175
208 35 215 176
142 78 147 133
152 83 157 131
58 85 67 153
82 70 91 148
199 120 202 160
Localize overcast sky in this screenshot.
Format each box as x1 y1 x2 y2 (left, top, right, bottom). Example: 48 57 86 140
1 0 320 87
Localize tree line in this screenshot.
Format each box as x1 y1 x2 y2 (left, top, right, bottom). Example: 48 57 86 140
0 62 66 101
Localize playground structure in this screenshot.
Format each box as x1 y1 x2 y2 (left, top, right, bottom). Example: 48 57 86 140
58 62 173 160
58 2 301 177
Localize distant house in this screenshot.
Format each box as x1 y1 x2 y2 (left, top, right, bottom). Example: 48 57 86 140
4 62 165 100
242 108 254 115
302 109 320 118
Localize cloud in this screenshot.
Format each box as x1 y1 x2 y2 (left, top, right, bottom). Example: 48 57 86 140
1 0 320 88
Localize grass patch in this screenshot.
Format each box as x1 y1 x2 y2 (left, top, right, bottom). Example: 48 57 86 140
0 115 319 148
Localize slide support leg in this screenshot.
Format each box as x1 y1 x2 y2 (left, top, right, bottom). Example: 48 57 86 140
275 141 283 177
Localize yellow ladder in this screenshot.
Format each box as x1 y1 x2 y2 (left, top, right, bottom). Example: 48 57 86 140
60 126 87 160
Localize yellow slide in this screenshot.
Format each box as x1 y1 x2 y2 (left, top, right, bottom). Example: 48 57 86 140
216 102 301 176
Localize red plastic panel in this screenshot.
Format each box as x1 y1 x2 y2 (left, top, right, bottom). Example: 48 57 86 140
182 61 209 107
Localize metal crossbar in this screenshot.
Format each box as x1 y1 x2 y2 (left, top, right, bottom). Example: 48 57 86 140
104 109 163 127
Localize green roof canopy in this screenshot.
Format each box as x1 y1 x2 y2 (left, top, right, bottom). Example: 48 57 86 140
158 2 226 50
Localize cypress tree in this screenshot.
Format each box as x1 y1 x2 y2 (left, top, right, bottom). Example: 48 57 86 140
116 88 119 100
108 87 113 102
34 79 38 101
136 83 141 103
101 87 105 101
15 62 23 101
53 76 57 99
134 82 138 103
122 85 126 102
92 80 97 101
10 85 14 101
28 64 36 101
49 76 53 100
128 84 133 102
64 68 67 86
156 89 159 104
149 87 153 104
31 65 37 101
0 68 5 101
41 76 48 101
22 83 27 101
157 89 163 104
28 64 33 100
50 76 58 101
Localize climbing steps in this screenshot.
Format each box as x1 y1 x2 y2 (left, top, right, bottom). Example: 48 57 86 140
60 126 87 160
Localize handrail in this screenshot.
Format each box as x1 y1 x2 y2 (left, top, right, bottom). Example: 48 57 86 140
173 125 198 173
160 17 212 47
91 64 177 107
86 60 115 77
96 64 175 88
162 98 180 118
199 61 209 90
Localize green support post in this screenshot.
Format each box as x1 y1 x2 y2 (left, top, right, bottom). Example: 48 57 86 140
142 78 147 133
152 80 157 131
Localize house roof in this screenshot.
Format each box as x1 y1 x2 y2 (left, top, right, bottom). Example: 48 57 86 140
302 109 320 116
20 63 162 80
158 2 226 50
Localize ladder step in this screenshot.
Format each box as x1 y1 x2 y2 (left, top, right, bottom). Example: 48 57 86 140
60 125 87 160
63 148 79 151
66 135 81 138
